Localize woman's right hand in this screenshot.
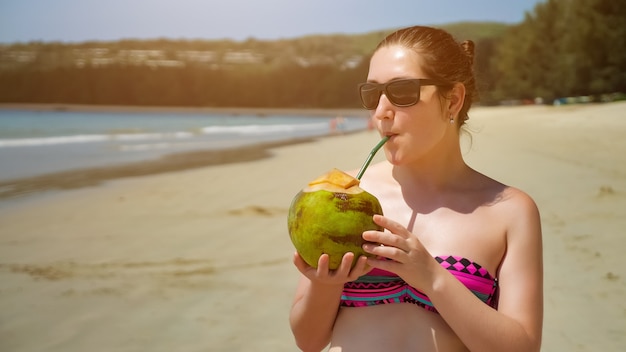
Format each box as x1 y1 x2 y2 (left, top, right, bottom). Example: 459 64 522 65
293 251 370 285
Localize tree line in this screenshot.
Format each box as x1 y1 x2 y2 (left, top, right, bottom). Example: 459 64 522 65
488 0 626 103
0 0 624 108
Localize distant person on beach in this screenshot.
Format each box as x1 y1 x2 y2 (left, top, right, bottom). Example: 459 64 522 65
336 116 346 134
329 116 347 135
329 117 338 135
290 25 543 351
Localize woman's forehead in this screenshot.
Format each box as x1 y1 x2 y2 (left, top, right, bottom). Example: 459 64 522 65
368 45 424 80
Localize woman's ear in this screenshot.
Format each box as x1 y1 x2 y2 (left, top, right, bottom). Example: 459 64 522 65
448 83 466 117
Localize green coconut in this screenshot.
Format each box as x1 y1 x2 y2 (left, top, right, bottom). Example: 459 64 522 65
287 168 383 269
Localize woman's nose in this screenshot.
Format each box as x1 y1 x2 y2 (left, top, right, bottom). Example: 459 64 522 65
373 93 394 120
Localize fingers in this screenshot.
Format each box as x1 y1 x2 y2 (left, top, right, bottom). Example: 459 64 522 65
363 215 413 250
293 251 369 284
349 255 371 280
316 253 331 275
373 214 411 238
293 251 316 276
363 231 409 250
329 252 353 278
293 251 332 277
366 256 398 272
338 253 370 281
362 241 406 261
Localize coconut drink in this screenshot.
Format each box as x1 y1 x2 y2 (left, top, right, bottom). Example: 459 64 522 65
287 136 389 269
287 168 383 269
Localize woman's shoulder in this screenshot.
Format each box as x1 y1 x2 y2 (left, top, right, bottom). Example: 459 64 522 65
493 181 538 214
478 174 541 233
472 171 539 219
472 176 542 256
502 186 541 228
473 169 536 203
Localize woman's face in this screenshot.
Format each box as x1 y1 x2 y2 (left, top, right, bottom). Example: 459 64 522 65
367 45 452 166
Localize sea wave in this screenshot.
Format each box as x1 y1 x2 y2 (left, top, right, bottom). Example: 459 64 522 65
200 123 327 135
0 131 195 148
0 122 327 148
117 141 221 152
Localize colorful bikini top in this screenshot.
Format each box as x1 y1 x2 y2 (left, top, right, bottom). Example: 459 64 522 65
341 255 498 313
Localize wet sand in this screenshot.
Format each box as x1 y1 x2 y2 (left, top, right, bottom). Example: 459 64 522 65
0 102 625 351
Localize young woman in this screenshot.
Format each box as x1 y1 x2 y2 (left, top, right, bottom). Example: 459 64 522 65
289 25 543 352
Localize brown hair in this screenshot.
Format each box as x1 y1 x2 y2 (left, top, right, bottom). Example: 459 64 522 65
375 26 477 127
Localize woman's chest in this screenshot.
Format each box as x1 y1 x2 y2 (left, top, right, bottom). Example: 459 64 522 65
379 196 507 276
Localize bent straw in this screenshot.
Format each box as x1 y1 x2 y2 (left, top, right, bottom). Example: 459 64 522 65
356 136 390 180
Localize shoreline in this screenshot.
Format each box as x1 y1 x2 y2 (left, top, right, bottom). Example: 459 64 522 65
0 136 323 200
0 103 368 117
0 103 371 200
0 101 619 201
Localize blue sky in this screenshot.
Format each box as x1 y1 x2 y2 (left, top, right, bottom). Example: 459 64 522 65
0 0 543 43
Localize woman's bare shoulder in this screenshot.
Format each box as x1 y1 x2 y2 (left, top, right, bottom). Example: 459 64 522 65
481 177 541 240
473 171 538 209
495 183 539 215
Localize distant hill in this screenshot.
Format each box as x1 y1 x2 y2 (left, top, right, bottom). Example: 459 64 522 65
437 22 510 41
0 22 511 71
0 21 520 108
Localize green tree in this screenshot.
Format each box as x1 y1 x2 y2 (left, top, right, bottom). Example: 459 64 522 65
492 0 626 102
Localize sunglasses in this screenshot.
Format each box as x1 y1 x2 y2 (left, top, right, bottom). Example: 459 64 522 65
358 79 446 110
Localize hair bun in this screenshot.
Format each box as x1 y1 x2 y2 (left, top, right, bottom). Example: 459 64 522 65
460 40 475 66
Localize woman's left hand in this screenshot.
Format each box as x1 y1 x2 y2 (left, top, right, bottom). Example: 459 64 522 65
362 214 437 290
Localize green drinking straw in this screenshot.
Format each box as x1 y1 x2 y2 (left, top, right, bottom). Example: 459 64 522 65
356 136 390 180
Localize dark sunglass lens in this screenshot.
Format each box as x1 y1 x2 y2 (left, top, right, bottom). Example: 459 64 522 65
387 80 420 106
360 84 381 109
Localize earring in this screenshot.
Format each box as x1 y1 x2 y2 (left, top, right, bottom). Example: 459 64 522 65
449 115 454 124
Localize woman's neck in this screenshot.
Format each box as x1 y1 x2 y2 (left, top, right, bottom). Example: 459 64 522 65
391 141 470 193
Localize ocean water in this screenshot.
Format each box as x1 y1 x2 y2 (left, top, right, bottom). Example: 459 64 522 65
0 109 369 181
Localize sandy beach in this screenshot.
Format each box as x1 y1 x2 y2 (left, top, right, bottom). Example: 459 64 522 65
0 102 625 351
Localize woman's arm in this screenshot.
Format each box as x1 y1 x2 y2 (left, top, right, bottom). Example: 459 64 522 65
363 189 543 352
429 190 543 351
289 252 369 352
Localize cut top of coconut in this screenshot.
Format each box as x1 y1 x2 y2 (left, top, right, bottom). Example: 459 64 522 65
308 168 360 189
304 182 364 194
